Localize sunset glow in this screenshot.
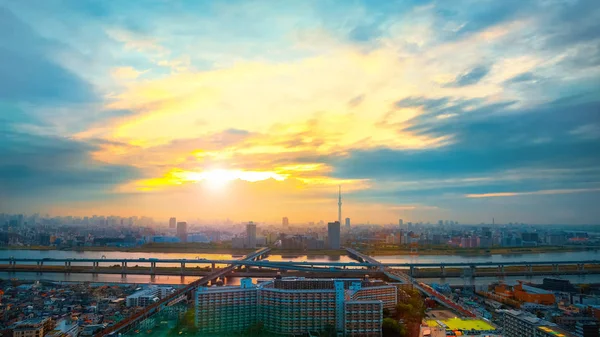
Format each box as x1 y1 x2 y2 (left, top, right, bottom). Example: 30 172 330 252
1 0 599 224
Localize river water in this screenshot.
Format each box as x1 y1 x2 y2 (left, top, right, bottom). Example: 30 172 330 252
1 249 599 285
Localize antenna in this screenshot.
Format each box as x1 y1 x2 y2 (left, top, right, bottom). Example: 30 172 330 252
338 185 342 225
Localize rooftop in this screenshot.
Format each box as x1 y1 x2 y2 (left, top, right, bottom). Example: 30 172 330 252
538 325 574 337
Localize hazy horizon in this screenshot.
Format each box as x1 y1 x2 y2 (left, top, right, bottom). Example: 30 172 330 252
1 0 599 225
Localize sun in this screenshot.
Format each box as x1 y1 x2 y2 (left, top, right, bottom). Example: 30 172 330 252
201 169 237 188
177 169 286 189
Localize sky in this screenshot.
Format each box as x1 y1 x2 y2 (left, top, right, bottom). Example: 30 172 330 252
0 0 599 225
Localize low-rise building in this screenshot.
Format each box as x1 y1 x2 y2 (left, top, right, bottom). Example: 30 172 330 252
502 309 575 337
13 317 54 337
125 285 174 307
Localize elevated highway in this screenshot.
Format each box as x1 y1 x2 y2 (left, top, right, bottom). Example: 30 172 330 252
3 257 597 270
93 247 270 337
345 248 478 317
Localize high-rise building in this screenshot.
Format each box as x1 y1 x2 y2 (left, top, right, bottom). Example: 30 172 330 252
345 217 351 230
196 277 394 336
177 221 187 243
169 217 176 229
196 279 258 334
246 221 257 248
399 219 403 227
338 186 342 225
345 301 383 336
328 221 341 249
282 217 289 227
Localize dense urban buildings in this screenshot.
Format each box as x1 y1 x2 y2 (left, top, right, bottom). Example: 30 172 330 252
195 277 396 336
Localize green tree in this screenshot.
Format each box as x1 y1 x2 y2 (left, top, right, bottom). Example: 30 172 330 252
382 318 406 337
323 324 337 337
245 321 265 336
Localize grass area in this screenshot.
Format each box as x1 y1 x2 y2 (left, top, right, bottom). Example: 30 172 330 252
426 318 495 331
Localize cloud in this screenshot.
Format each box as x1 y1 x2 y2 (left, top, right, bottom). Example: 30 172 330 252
2 0 600 222
111 66 146 80
0 128 140 206
444 65 490 87
505 72 538 84
0 7 93 103
466 188 600 198
570 124 600 140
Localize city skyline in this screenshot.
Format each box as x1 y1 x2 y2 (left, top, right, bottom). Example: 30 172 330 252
1 0 599 224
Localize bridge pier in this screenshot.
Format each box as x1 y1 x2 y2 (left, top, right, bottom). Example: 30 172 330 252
181 262 185 275
553 264 559 273
122 261 127 274
92 261 99 273
440 265 446 277
151 262 156 274
211 263 215 272
498 265 505 274
527 265 532 274
578 264 585 273
409 266 415 277
470 265 476 278
38 261 43 274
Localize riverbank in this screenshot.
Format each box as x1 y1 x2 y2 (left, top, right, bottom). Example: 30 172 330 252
1 244 598 256
0 244 255 254
362 245 600 256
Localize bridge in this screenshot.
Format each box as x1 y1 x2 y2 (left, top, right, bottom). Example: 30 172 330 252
92 247 270 337
3 256 597 273
345 248 478 317
2 256 599 278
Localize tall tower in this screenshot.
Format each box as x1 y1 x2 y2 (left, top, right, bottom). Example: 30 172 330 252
338 185 342 225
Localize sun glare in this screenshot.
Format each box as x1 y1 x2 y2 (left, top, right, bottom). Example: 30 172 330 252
176 169 286 188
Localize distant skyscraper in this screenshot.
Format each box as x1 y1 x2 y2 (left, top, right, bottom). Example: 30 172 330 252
328 221 341 249
399 219 403 228
338 186 342 225
246 221 257 248
177 222 187 242
345 217 350 230
282 217 289 227
169 217 176 229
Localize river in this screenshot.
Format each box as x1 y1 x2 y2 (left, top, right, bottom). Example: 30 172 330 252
1 249 599 285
